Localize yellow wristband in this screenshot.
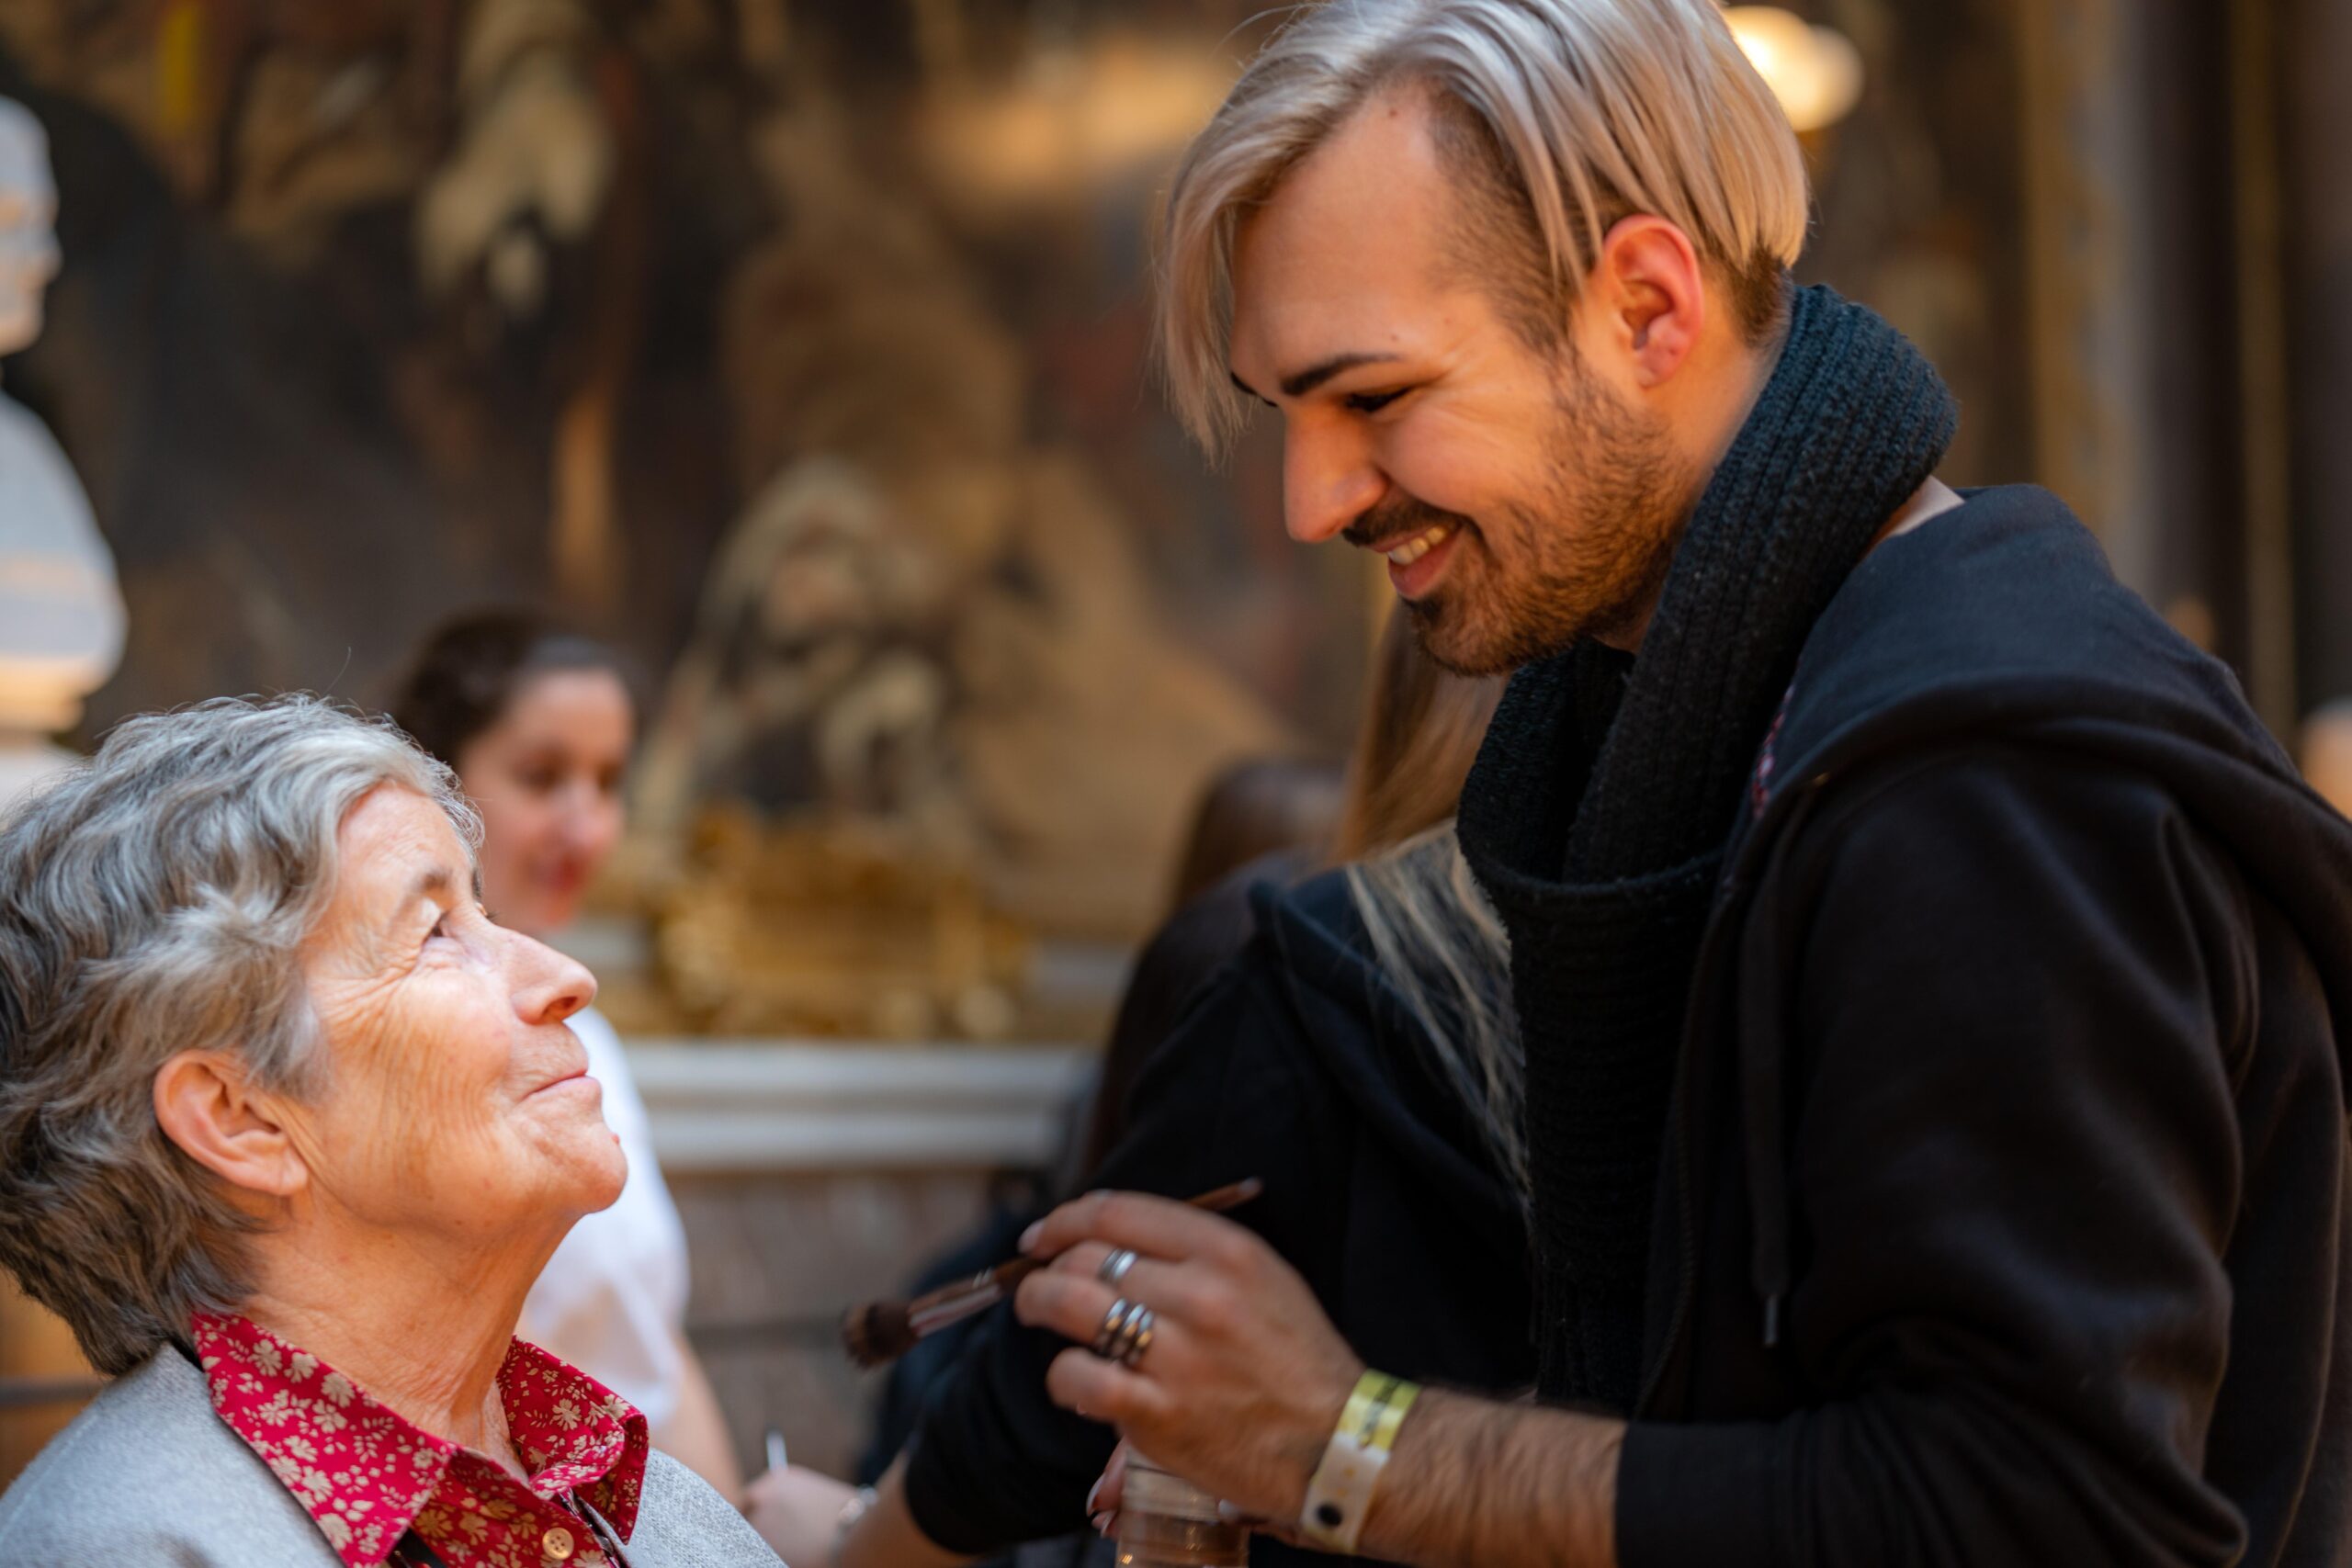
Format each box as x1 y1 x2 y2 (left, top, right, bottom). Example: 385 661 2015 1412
1300 1371 1421 1554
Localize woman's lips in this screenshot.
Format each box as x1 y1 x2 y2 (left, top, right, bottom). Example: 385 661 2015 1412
532 1066 600 1100
537 861 590 898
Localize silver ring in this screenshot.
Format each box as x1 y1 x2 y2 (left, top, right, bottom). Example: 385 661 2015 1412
1120 1309 1155 1368
1097 1248 1138 1287
1091 1297 1152 1363
1091 1298 1142 1358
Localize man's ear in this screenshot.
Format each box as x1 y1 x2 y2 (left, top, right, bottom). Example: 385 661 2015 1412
1586 215 1708 388
153 1051 309 1200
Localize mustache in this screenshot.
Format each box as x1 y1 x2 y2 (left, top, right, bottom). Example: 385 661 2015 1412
1342 494 1476 550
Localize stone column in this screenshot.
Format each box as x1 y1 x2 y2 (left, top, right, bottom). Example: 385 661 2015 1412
2014 0 2260 716
2279 0 2352 715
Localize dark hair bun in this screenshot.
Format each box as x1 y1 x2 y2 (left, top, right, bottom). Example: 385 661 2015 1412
388 608 637 770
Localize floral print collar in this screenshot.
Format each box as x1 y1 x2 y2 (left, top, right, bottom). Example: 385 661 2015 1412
192 1311 649 1567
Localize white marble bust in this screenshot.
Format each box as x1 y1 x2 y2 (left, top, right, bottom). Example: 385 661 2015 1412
0 96 124 806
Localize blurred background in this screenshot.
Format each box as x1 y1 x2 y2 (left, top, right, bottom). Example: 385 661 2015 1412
1 0 2346 1492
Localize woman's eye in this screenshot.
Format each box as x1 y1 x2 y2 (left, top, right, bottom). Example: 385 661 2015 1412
428 913 451 943
1344 389 1407 414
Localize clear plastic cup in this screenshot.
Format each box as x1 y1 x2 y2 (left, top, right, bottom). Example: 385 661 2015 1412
1115 1451 1250 1568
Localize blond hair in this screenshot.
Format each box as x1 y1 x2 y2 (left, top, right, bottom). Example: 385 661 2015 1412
1330 605 1503 863
1159 0 1810 453
1347 825 1524 1194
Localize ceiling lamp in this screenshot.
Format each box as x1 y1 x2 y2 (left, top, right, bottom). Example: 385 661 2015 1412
1723 6 1864 133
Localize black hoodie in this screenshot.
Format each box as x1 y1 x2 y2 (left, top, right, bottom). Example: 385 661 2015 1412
1562 487 2352 1565
900 870 1533 1565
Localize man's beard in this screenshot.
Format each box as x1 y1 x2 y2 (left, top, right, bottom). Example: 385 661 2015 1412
1363 363 1696 678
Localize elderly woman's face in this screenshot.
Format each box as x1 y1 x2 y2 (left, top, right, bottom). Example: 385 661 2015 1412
291 785 624 1238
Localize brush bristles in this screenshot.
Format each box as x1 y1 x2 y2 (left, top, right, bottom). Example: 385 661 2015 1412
842 1301 918 1369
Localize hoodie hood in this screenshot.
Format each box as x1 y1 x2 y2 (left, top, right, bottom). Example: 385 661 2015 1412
1758 485 2352 1068
1724 485 2352 1348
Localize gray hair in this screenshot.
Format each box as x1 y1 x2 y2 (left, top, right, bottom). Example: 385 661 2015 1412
1346 824 1524 1194
1159 0 1809 454
0 695 479 1374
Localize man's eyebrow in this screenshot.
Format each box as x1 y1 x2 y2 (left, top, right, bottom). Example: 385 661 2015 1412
1230 352 1406 406
1278 351 1402 400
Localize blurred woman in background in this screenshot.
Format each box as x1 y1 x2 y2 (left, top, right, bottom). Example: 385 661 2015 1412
392 609 744 1500
745 616 1521 1568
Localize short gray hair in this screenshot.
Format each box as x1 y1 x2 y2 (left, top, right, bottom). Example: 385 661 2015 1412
1159 0 1809 454
0 695 479 1374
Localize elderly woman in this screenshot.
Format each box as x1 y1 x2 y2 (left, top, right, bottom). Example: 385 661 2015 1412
0 696 777 1567
390 610 741 1500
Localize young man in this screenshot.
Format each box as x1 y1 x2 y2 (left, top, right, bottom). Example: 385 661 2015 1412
1012 2 2352 1564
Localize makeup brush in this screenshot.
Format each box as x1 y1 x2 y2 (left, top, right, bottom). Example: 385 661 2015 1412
841 1179 1263 1369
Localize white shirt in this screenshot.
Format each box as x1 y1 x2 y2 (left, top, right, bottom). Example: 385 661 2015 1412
521 1006 695 1430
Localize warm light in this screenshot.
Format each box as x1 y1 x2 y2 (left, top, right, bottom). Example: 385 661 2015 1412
1724 6 1864 133
919 36 1237 209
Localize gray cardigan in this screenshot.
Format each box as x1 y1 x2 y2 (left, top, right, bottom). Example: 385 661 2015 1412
0 1347 783 1566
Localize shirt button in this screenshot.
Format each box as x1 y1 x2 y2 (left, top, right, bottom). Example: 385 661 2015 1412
541 1524 577 1561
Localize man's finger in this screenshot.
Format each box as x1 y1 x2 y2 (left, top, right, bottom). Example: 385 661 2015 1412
1018 1252 1228 1352
1098 1441 1131 1515
1043 1241 1125 1279
1014 1264 1120 1344
1045 1344 1167 1427
1022 1189 1260 1265
1046 1242 1220 1320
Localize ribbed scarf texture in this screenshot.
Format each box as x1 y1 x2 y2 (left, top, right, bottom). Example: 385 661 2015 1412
1456 286 1958 1409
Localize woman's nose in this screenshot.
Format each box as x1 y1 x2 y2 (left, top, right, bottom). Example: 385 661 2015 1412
512 933 597 1026
560 777 619 832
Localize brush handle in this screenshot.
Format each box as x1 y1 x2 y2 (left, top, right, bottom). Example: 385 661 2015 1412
854 1178 1264 1358
905 1256 1046 1333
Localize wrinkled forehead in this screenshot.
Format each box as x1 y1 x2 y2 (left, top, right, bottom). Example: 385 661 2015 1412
0 100 54 204
309 785 481 964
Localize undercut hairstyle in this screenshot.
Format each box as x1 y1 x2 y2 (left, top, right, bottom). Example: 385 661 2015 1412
1159 0 1810 454
0 695 480 1374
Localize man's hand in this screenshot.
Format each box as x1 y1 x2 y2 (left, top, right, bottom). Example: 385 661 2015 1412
1012 1190 1365 1523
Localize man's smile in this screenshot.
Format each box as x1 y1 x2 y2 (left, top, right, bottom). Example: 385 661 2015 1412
1383 519 1464 599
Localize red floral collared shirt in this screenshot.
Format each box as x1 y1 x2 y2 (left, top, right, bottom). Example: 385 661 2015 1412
192 1311 649 1568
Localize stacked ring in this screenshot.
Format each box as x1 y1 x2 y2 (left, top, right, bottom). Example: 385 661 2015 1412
1091 1297 1156 1368
1098 1248 1139 1287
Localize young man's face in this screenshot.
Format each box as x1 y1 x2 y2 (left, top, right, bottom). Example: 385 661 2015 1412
1228 90 1698 674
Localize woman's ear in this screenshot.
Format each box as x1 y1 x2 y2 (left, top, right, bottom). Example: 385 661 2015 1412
153 1051 309 1200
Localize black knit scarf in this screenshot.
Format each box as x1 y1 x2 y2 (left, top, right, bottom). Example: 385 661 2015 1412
1455 286 1957 1409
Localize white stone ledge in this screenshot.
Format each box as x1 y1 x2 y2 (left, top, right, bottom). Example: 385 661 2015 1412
625 1041 1097 1171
